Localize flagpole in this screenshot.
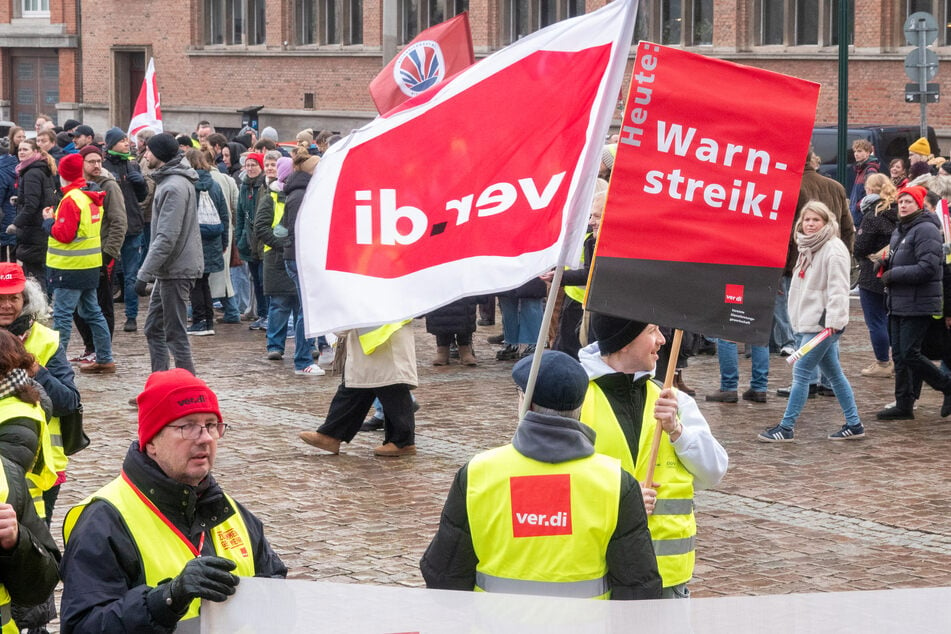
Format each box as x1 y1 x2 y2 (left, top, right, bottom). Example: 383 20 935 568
518 265 566 420
643 328 683 488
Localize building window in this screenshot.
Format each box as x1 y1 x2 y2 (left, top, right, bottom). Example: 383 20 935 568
908 1 951 46
757 0 852 46
298 0 363 44
21 0 49 17
501 0 577 43
204 0 267 46
635 0 713 46
400 0 468 43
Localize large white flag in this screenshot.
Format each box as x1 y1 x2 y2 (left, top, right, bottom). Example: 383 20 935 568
297 0 637 335
127 58 163 139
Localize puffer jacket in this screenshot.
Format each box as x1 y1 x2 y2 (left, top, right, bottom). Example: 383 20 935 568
194 169 229 274
882 210 944 317
13 159 58 265
853 201 898 294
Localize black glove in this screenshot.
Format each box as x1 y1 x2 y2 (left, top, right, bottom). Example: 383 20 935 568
134 279 151 297
165 556 239 612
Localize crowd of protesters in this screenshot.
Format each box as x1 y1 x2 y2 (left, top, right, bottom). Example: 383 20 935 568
2 114 951 629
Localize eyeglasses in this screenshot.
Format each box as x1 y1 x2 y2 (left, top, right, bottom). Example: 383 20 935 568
167 421 230 440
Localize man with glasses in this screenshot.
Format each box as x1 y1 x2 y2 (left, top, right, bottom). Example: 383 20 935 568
59 369 287 632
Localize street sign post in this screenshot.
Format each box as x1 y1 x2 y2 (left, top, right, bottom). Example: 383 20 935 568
903 12 939 137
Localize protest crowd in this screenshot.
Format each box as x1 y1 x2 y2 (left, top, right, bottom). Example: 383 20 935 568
1 106 951 632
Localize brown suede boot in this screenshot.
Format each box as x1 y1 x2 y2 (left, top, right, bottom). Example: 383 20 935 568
674 369 696 396
458 344 477 366
433 346 451 366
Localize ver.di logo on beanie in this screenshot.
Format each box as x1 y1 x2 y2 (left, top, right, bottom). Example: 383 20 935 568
136 369 222 449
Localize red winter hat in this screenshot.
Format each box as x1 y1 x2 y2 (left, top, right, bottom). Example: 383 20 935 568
898 185 927 210
136 369 222 449
0 263 25 294
245 152 265 168
58 153 84 183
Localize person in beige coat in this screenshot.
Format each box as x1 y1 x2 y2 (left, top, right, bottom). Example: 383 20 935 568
300 323 418 457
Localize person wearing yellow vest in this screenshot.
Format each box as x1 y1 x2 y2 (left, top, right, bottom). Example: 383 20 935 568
421 350 661 599
0 451 60 634
0 263 80 525
301 322 417 457
42 152 115 374
60 369 287 632
578 314 728 599
254 155 322 375
540 180 606 359
183 149 229 337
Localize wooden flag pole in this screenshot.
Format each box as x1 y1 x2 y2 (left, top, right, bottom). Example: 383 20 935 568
642 328 683 488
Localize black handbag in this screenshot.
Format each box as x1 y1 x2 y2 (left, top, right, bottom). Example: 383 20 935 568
60 404 90 455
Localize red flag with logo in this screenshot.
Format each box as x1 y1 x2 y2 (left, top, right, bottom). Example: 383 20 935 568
586 44 820 345
127 58 163 139
369 13 475 116
297 0 637 335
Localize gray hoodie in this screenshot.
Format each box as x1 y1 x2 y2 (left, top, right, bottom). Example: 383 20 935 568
137 153 203 281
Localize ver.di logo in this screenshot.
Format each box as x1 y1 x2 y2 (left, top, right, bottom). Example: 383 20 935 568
394 40 446 97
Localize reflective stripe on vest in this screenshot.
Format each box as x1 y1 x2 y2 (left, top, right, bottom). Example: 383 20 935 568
64 474 256 622
0 469 14 634
46 188 103 270
357 321 411 356
263 192 286 253
466 444 621 600
580 379 696 587
23 324 69 473
475 571 609 599
0 396 56 516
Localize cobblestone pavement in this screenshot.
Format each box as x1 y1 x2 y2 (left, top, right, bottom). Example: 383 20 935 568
51 298 951 606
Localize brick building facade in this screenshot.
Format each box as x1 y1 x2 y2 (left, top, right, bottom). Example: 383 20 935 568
0 0 948 144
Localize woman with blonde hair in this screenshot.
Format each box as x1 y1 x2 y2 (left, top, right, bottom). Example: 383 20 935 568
853 172 899 377
759 200 863 441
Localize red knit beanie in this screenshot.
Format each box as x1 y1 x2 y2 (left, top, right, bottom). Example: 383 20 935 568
898 185 927 210
245 152 265 168
58 153 84 183
136 369 222 449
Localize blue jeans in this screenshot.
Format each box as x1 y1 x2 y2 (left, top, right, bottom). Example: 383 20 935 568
499 296 544 345
120 233 143 319
859 288 890 362
230 263 251 314
780 331 859 430
716 339 769 392
285 260 327 350
217 295 240 322
771 275 795 351
266 294 315 371
52 287 113 363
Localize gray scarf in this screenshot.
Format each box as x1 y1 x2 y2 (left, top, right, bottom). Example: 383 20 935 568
795 223 837 278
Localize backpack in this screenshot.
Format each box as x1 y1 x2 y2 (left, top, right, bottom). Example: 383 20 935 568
43 172 61 209
196 190 220 227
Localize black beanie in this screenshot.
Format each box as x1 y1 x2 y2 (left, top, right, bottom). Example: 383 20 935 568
104 126 126 150
590 313 649 355
147 133 180 163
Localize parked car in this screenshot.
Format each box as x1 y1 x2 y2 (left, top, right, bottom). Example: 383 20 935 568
811 125 941 189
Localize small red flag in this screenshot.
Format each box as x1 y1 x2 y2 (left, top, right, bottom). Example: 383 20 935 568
369 13 474 115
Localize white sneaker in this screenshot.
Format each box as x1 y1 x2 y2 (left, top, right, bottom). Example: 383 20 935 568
779 345 796 357
883 400 919 410
295 364 326 376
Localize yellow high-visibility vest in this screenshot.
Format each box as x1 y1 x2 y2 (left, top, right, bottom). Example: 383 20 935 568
466 444 622 599
263 192 285 253
580 379 696 587
65 473 256 622
0 395 55 517
357 320 411 355
22 324 68 473
46 188 102 270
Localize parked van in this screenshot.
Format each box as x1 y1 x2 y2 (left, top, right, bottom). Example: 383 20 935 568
811 125 941 188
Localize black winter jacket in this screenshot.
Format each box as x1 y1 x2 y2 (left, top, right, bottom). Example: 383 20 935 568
102 152 148 235
60 442 287 633
13 159 58 265
255 185 296 296
853 202 898 294
419 410 662 600
425 298 477 336
883 210 944 316
280 170 311 261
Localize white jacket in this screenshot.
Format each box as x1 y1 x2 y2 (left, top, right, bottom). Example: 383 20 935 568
788 236 851 333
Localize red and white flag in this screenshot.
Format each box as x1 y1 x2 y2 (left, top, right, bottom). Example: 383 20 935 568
127 58 163 139
297 0 637 335
369 13 474 116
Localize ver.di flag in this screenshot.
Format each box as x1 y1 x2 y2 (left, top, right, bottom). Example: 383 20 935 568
127 58 163 138
586 43 820 345
369 13 474 115
297 0 638 335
